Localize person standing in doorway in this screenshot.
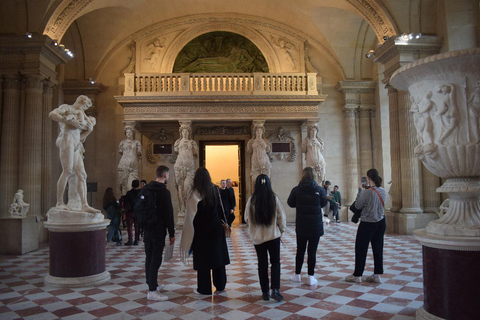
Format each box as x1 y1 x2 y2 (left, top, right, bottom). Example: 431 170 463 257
245 174 286 301
124 180 140 245
287 167 327 286
220 179 236 225
144 165 175 301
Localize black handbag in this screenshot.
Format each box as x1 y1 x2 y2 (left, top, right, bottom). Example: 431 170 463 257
349 201 362 223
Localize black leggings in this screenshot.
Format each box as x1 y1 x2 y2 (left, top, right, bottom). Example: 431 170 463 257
295 235 320 275
254 237 281 293
354 218 386 276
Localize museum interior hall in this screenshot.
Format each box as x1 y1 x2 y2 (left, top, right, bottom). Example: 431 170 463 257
0 1 479 319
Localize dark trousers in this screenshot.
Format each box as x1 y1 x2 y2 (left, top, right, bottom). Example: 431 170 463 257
144 231 165 291
254 237 281 293
197 266 227 294
354 218 386 276
126 211 139 242
331 203 339 221
295 235 320 275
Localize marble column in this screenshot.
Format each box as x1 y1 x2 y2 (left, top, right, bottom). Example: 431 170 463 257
357 109 374 174
42 81 55 214
0 75 21 215
387 87 402 212
20 75 45 217
342 109 359 205
397 91 423 214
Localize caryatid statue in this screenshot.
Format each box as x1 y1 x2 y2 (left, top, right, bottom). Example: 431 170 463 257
174 121 198 214
118 123 142 195
247 121 272 185
302 121 326 183
49 95 100 213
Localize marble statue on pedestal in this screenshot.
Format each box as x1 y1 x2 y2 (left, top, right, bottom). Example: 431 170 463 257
8 189 30 218
247 121 272 185
174 122 198 215
49 95 100 214
302 122 326 183
118 126 142 195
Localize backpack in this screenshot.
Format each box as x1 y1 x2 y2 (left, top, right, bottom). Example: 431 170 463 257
134 185 158 229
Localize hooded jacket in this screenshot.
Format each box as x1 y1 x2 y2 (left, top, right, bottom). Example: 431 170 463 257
287 179 328 237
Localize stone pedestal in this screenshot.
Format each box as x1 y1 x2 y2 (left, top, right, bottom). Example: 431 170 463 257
0 216 39 254
44 208 110 287
414 230 480 320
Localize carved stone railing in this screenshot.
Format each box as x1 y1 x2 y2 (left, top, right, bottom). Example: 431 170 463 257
124 73 318 96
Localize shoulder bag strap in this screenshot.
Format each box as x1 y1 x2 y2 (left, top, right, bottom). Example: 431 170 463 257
371 187 385 207
216 187 228 223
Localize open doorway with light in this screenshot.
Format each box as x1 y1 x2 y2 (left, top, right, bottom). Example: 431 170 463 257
200 141 245 225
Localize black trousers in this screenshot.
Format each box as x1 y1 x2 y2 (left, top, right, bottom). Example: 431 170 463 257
197 266 227 294
144 231 165 291
354 218 386 276
254 237 281 293
295 235 320 275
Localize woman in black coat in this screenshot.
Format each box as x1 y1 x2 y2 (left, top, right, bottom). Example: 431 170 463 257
180 167 230 295
287 167 328 286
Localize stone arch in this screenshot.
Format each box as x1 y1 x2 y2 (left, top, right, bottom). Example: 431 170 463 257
43 0 399 44
162 23 281 73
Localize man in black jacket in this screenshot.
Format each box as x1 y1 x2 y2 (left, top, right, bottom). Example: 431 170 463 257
145 165 175 301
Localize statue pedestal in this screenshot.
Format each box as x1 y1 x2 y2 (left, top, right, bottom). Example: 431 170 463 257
0 216 39 254
414 229 480 320
44 208 110 287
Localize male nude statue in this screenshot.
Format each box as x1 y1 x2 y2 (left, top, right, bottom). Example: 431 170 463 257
49 95 100 213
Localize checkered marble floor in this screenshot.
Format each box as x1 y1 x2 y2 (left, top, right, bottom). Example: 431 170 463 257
0 223 423 320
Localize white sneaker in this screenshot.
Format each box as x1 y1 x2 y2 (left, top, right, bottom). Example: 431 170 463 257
290 273 301 283
345 274 362 283
157 284 165 291
366 274 382 283
305 275 318 286
147 290 168 301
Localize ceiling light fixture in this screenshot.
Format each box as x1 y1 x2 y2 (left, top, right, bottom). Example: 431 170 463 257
26 32 32 39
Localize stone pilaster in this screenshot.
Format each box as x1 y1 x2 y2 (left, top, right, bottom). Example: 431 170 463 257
422 165 442 213
0 75 21 215
357 109 374 174
397 91 423 213
342 109 359 204
42 81 55 214
20 75 45 217
387 87 402 212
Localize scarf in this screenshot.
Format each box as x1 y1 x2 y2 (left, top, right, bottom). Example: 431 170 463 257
179 189 203 264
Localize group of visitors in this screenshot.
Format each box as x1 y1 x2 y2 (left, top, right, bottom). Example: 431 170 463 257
103 164 386 303
323 180 342 223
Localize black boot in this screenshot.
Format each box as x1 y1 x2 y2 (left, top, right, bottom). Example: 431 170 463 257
271 289 283 302
262 292 270 301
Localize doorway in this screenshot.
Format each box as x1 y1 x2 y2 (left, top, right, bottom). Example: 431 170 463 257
200 141 246 225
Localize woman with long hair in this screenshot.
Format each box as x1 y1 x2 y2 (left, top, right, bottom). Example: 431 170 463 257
287 167 328 286
346 168 387 283
245 174 286 301
180 167 230 295
103 187 122 246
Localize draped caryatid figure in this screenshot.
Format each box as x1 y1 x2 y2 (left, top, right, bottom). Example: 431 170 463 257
302 122 326 184
118 125 142 195
247 121 272 185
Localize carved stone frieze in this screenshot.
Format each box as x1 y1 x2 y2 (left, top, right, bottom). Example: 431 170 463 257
267 127 297 162
195 126 249 135
146 128 177 164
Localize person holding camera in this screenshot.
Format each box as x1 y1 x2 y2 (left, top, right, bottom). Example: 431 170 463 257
345 169 387 284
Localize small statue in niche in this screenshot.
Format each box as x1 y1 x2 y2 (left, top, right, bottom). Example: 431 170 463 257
302 122 326 184
49 95 100 213
174 123 198 213
144 37 165 70
8 189 30 218
247 122 272 184
118 126 142 195
436 84 460 145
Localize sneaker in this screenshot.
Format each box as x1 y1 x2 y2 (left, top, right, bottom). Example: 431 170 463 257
147 290 168 301
157 284 165 291
125 240 133 246
290 273 301 283
262 292 270 301
345 274 362 283
305 275 318 286
336 220 341 223
271 289 284 302
366 274 382 283
133 240 139 245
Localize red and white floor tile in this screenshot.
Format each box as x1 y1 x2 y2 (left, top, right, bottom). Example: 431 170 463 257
0 223 423 319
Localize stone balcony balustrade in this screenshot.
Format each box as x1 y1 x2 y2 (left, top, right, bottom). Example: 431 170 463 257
124 72 318 96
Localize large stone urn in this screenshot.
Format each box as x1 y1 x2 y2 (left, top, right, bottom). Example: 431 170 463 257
390 48 480 320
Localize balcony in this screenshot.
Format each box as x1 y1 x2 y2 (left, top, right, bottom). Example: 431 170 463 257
123 72 319 96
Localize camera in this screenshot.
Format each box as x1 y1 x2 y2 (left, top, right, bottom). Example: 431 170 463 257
361 176 367 188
